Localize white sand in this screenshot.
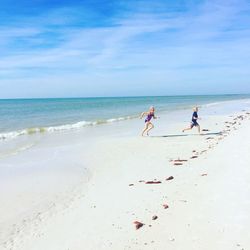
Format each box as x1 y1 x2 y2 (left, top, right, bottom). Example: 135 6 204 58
1 101 250 250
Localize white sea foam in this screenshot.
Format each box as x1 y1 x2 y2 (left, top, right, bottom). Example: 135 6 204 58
107 116 133 123
203 102 221 107
46 121 93 132
0 116 134 141
203 98 250 108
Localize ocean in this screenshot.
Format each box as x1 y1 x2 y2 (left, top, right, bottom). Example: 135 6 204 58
0 94 250 140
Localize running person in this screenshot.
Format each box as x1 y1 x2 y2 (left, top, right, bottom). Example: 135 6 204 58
182 107 201 134
140 106 157 136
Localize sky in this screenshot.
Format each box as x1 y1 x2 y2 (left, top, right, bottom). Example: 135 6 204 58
0 0 250 98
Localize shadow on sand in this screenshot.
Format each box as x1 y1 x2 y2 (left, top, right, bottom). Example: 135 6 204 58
151 132 222 138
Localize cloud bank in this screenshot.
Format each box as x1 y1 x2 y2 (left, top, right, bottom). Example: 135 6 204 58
0 0 250 98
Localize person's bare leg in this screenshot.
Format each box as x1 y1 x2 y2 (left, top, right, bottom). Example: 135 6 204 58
182 126 192 132
146 123 154 135
141 123 149 136
197 125 201 134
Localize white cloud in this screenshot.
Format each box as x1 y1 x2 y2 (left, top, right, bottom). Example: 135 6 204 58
0 0 250 97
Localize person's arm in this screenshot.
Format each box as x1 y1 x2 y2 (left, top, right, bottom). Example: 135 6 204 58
193 113 198 120
140 112 147 119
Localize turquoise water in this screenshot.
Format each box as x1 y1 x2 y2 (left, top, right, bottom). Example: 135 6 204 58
0 94 250 139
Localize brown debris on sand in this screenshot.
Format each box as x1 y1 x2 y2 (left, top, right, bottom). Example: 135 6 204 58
166 176 174 181
202 129 210 132
236 115 244 120
201 173 208 176
174 159 188 162
129 184 134 186
145 181 162 184
163 204 169 209
200 150 207 154
173 162 183 166
172 158 188 166
190 155 198 159
134 221 144 230
152 215 158 220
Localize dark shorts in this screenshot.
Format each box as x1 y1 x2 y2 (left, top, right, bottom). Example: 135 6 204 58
191 121 199 128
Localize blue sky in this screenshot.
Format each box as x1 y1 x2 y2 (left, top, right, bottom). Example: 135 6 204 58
0 0 250 98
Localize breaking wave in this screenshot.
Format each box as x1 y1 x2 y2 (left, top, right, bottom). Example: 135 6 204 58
0 116 135 141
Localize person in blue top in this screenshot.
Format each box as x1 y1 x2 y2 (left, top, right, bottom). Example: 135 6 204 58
182 107 201 134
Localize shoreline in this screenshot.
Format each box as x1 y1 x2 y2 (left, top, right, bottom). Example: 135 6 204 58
0 99 250 249
1 96 250 141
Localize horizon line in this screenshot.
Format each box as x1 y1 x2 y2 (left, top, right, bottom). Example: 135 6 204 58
0 93 250 101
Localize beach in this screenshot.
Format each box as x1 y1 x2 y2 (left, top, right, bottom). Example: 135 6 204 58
0 97 250 250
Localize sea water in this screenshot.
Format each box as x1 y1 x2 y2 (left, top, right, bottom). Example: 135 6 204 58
0 94 250 140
